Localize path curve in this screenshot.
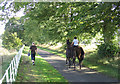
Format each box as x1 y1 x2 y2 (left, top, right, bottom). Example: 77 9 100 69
38 49 119 83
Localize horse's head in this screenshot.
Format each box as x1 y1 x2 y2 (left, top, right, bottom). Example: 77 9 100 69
67 42 73 48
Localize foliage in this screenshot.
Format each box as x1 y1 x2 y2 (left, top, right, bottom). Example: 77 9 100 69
1 17 24 49
97 43 118 58
17 2 119 45
1 2 119 53
4 17 24 39
2 32 22 50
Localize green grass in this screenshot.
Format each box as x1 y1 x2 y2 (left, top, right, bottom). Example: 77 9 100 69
38 46 119 80
15 46 68 82
38 47 66 58
0 46 17 78
1 54 16 77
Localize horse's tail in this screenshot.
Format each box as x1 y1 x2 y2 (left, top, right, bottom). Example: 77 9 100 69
79 47 85 55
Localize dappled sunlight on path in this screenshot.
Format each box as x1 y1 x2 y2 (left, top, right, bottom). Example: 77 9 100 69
38 49 119 82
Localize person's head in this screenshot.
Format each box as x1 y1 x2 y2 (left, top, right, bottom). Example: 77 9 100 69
32 42 35 45
74 37 77 39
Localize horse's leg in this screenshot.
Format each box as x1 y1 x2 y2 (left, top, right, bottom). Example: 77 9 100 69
79 59 82 69
79 56 83 69
66 49 68 64
73 48 77 70
66 58 68 64
73 56 76 70
68 51 71 68
77 54 81 69
68 58 71 68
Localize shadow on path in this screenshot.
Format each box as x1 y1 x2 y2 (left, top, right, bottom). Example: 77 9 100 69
38 49 119 83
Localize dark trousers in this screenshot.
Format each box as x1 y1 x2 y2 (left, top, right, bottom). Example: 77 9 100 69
31 53 35 61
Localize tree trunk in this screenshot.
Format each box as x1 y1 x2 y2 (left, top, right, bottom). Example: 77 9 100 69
102 24 111 44
118 29 120 51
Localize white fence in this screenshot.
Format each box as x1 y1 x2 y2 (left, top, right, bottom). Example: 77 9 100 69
0 45 25 84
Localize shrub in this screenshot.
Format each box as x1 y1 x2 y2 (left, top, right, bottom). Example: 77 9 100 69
2 32 22 50
97 43 118 58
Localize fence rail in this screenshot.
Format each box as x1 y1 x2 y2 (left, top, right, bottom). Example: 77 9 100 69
0 45 25 84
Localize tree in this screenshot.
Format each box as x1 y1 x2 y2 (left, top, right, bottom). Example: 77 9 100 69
2 32 22 50
4 17 24 39
1 2 119 45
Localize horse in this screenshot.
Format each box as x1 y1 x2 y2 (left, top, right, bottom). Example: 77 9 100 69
66 41 74 68
73 46 85 70
66 40 85 70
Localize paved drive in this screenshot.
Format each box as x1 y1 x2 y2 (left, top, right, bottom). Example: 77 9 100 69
38 49 119 83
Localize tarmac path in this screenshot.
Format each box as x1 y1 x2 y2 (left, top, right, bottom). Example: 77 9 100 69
38 49 119 83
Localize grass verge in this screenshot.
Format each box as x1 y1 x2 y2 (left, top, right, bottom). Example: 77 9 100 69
15 46 68 82
38 46 119 80
0 53 16 78
0 46 17 78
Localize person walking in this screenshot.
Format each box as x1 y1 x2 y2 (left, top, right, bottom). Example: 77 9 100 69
28 42 37 65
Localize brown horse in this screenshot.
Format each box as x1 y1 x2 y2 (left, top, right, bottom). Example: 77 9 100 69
73 46 85 70
66 41 74 68
66 40 85 70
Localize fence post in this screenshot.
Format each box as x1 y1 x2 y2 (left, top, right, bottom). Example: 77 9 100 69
12 60 15 82
11 60 13 82
13 57 16 77
0 45 24 84
9 64 12 82
6 69 9 82
15 55 18 76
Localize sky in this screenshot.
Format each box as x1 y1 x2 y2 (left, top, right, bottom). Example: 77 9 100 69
0 23 5 35
0 3 25 36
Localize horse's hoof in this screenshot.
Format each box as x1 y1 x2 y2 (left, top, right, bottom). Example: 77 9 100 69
66 64 68 66
80 65 82 69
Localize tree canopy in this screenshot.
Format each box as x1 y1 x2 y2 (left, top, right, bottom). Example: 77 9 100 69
1 2 119 47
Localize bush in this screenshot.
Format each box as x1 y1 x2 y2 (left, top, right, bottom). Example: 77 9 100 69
2 32 22 50
97 43 118 58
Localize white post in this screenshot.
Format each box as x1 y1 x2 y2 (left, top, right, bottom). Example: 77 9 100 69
15 55 18 76
12 59 15 81
11 60 13 82
13 57 16 77
6 69 9 82
16 55 18 69
9 64 12 82
0 45 24 83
